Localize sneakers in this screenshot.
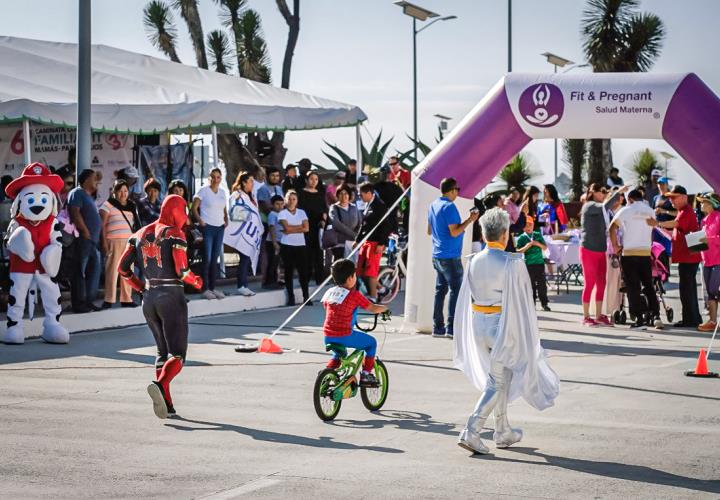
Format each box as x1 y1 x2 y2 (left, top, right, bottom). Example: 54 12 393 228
237 286 256 297
595 315 613 327
630 317 646 329
698 321 717 332
542 304 551 312
458 427 490 454
653 317 665 330
582 317 598 327
202 290 216 300
431 332 445 338
213 289 226 299
147 381 169 419
359 371 379 387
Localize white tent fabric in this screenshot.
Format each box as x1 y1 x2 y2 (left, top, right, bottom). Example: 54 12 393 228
0 36 367 134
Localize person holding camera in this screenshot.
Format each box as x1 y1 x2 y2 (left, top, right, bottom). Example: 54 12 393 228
427 177 479 338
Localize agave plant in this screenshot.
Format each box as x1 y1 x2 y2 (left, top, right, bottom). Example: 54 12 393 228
497 153 539 190
631 148 662 184
322 130 394 173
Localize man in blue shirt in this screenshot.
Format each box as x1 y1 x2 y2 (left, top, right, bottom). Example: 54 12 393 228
427 177 479 337
68 169 102 312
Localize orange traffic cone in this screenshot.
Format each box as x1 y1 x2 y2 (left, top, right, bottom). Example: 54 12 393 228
684 349 718 378
257 337 284 354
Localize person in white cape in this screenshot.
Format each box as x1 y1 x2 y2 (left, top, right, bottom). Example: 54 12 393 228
454 208 560 454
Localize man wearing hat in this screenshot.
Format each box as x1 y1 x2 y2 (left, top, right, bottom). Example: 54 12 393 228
654 185 703 327
4 163 69 344
644 169 663 205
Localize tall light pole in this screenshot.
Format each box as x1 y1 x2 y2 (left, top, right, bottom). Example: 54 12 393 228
395 2 456 163
541 52 573 185
508 0 512 72
77 0 92 181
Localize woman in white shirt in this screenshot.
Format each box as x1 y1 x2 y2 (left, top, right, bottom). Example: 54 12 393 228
278 190 310 306
191 168 229 300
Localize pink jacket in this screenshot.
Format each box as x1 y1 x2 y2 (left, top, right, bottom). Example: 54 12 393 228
504 198 520 224
701 210 720 267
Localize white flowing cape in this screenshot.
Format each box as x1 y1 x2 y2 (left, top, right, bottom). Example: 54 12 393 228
453 255 560 410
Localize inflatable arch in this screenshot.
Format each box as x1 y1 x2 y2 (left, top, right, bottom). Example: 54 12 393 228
405 72 720 332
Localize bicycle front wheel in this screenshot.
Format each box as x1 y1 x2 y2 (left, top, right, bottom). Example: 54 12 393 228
361 360 389 412
313 369 342 421
376 268 400 305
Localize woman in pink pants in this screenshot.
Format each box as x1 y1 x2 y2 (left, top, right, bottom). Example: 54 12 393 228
579 183 626 326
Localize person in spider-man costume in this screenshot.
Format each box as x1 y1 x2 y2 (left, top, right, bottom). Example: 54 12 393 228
118 194 202 419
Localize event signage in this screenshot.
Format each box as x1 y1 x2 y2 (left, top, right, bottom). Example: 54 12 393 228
505 73 685 139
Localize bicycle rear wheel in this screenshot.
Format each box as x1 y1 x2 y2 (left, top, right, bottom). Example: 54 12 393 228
376 268 400 305
313 369 342 421
361 360 389 412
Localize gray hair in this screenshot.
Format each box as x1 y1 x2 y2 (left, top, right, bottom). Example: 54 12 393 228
480 207 510 242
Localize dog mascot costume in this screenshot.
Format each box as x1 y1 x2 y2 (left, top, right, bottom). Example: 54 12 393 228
4 163 68 344
118 194 202 419
454 208 559 454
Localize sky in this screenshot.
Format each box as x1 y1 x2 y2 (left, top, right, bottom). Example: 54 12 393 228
1 0 718 191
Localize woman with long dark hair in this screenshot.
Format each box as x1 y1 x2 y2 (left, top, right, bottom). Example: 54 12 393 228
579 183 625 326
100 179 140 308
538 184 568 235
521 186 541 229
298 171 328 284
229 171 262 296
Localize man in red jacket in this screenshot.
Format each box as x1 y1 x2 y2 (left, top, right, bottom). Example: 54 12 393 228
657 185 702 327
118 194 203 418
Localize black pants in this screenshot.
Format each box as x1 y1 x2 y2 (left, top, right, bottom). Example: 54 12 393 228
262 241 279 285
621 255 659 319
331 246 345 262
526 264 548 306
678 262 702 326
306 226 326 285
142 286 189 363
280 244 310 304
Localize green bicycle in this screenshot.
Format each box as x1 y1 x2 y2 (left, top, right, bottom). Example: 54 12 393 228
312 311 391 421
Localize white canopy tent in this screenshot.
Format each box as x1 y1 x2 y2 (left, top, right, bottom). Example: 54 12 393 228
0 36 366 133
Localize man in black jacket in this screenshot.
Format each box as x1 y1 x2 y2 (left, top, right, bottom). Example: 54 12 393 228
374 166 404 234
355 182 390 301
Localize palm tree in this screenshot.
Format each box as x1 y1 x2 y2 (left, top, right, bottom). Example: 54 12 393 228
172 0 207 69
563 139 587 201
497 154 539 191
207 30 233 74
143 0 181 63
234 9 272 83
630 148 660 185
581 0 665 185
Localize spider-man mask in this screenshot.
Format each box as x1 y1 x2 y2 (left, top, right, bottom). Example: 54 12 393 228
158 194 189 228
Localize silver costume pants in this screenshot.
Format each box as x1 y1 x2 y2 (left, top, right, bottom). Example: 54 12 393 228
466 311 513 433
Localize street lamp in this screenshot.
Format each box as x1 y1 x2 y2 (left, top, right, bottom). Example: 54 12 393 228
433 113 452 133
659 151 676 177
541 52 574 186
395 1 457 163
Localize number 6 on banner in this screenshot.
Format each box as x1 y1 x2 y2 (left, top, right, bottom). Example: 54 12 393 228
10 129 24 155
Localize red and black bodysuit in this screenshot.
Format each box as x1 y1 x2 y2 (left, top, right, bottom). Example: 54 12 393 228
118 195 202 416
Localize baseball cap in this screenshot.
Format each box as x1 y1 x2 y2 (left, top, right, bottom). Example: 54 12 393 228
666 185 688 197
657 176 670 185
122 165 139 179
335 171 346 179
651 169 662 177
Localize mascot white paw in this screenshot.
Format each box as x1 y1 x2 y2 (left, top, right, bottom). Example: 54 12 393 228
4 163 66 345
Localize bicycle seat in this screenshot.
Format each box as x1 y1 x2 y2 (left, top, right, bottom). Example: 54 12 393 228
325 343 349 358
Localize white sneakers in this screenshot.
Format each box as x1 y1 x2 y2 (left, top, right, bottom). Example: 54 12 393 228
202 290 216 300
213 289 226 299
237 287 256 296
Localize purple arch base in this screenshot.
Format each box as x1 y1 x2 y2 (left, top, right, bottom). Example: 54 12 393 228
419 73 720 197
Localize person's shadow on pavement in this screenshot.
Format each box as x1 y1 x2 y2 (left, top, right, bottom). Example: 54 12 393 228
477 447 720 495
165 416 403 454
328 410 459 437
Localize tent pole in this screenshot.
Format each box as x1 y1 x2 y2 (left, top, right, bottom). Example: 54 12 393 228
22 119 31 165
211 124 219 169
355 124 362 185
76 0 91 183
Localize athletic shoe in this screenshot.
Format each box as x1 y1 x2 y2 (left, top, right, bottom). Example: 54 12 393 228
202 290 216 300
653 318 665 330
121 302 139 308
431 332 446 338
213 289 226 299
595 315 613 327
542 304 551 312
237 286 256 297
630 318 646 329
582 317 598 327
698 321 717 332
359 371 379 387
445 332 454 339
147 381 169 419
167 403 176 416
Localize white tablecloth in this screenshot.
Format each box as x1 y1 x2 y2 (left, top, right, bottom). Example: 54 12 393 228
546 240 581 266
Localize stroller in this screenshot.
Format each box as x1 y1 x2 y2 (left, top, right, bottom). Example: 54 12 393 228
612 242 674 325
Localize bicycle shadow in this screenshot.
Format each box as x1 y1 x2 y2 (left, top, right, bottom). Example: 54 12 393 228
474 447 720 494
164 416 404 454
328 410 459 437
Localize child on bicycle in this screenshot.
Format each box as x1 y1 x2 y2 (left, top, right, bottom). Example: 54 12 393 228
322 259 388 386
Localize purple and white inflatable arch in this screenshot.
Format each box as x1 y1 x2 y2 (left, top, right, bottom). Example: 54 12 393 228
405 72 720 332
